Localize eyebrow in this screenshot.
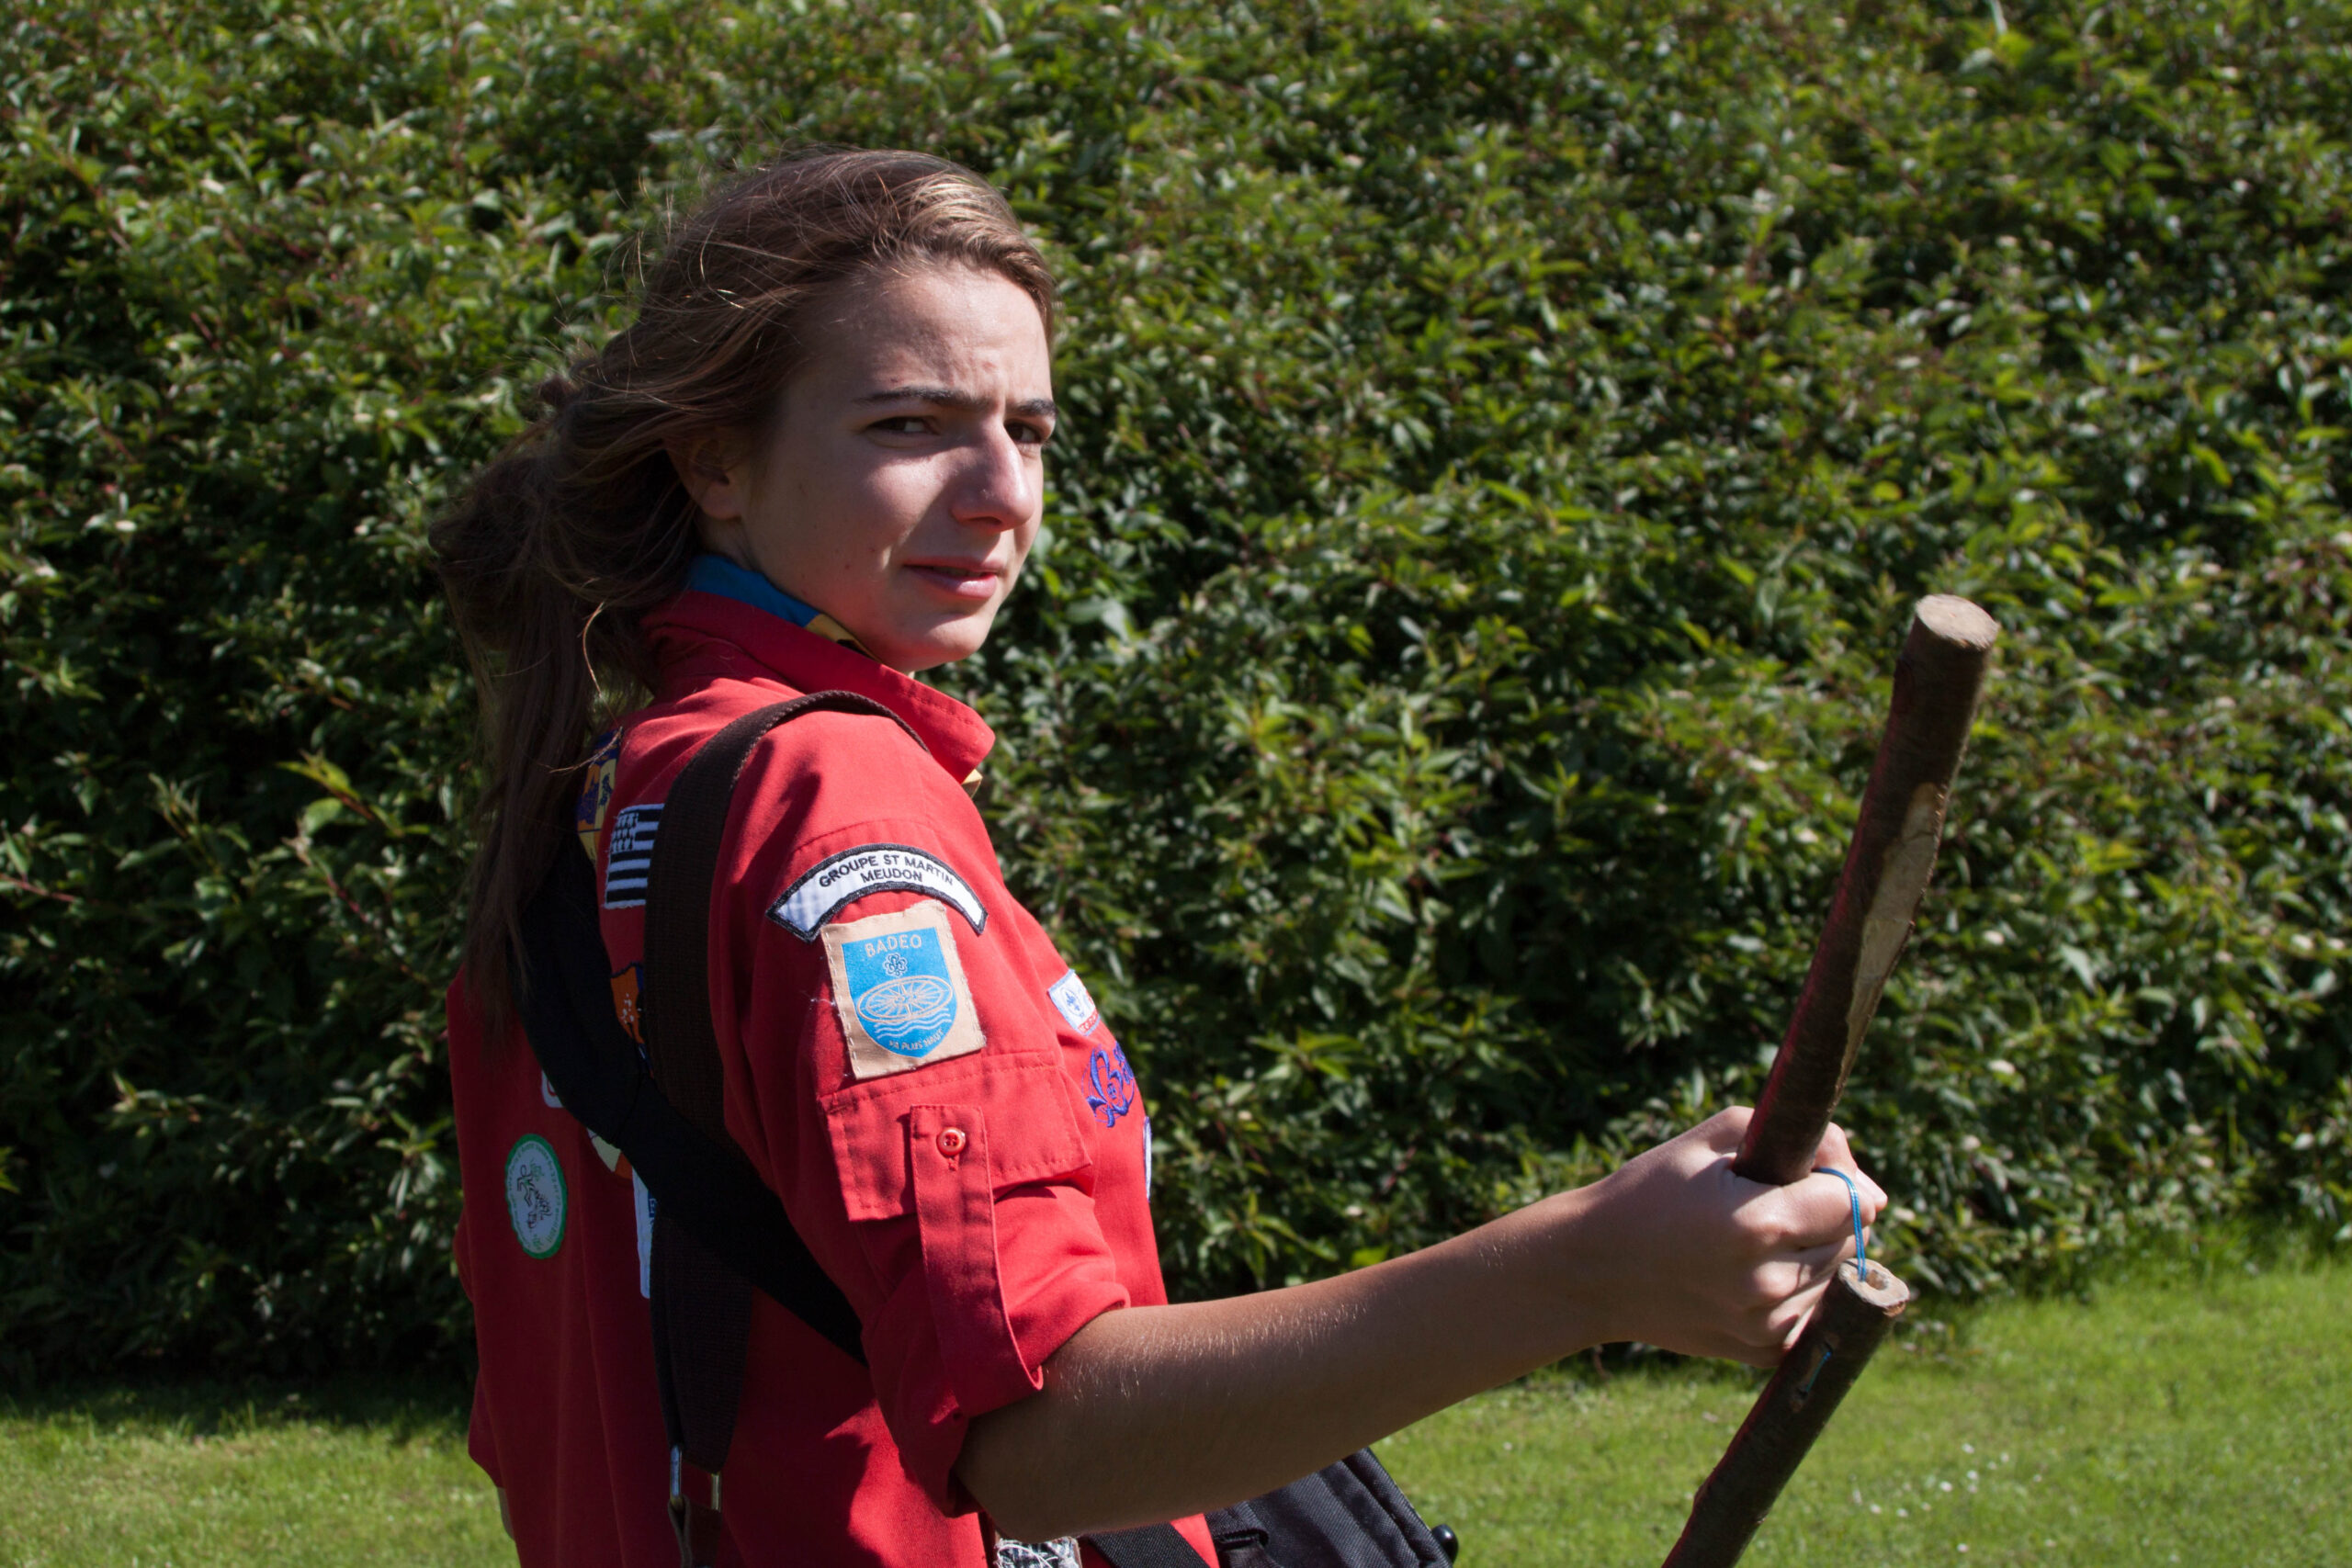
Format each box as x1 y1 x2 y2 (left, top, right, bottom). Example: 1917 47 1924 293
855 385 1057 421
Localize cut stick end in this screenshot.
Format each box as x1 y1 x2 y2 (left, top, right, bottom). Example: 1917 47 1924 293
1844 1259 1913 1314
1913 594 2000 650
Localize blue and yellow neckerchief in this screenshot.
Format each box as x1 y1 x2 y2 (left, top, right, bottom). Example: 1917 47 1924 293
685 554 871 655
678 554 984 795
578 557 874 861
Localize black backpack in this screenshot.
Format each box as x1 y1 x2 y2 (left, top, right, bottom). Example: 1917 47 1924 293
514 694 1457 1568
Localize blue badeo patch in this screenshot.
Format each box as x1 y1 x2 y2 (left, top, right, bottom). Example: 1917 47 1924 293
822 902 986 1080
840 923 960 1057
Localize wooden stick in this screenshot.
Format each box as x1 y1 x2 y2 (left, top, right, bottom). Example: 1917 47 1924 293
1662 595 1997 1568
1660 1262 1912 1568
1736 595 1999 1187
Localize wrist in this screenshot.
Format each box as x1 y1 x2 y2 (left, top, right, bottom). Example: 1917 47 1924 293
1450 1182 1620 1366
1523 1178 1638 1356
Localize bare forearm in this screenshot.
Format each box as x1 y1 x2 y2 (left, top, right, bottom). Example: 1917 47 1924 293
959 1188 1601 1539
957 1110 1885 1542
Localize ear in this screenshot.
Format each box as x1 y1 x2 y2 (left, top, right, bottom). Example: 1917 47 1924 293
666 433 751 523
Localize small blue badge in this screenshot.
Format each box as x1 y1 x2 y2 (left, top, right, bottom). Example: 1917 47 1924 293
841 924 960 1057
1087 1043 1138 1129
1046 968 1102 1035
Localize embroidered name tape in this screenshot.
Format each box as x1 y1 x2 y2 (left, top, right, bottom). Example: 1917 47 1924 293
769 843 986 940
603 803 661 909
822 901 986 1080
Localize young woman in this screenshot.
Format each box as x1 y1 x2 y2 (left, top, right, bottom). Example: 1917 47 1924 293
433 149 1883 1568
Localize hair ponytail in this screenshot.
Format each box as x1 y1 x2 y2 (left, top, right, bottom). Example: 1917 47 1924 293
431 149 1057 1033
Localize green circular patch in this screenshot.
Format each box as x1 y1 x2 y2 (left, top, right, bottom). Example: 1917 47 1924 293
503 1134 567 1260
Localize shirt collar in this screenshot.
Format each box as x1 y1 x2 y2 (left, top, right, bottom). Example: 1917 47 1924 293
641 573 995 786
684 554 872 654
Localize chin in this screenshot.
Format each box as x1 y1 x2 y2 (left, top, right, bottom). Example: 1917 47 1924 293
888 615 999 673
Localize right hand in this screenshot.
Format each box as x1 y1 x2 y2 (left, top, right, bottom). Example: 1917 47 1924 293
1563 1106 1884 1366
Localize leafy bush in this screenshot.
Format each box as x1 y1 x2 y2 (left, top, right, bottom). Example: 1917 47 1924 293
6 0 2350 1375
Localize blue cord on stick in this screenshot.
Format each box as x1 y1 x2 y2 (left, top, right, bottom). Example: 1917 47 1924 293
1814 1167 1868 1280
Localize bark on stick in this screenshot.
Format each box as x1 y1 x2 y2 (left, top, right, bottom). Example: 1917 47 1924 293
1735 595 1999 1188
1661 596 1996 1568
1659 1262 1912 1568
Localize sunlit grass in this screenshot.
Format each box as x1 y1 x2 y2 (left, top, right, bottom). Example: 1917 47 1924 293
1379 1250 2348 1566
0 1381 508 1567
3 1254 2341 1566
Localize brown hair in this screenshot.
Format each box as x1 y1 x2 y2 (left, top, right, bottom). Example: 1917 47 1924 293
431 148 1057 1031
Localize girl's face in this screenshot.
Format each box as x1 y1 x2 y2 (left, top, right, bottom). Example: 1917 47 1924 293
679 262 1055 673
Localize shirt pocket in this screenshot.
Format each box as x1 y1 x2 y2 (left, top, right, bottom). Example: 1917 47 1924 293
820 1055 1096 1415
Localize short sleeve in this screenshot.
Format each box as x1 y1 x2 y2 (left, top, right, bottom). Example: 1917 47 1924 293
822 1060 1129 1504
715 765 1133 1510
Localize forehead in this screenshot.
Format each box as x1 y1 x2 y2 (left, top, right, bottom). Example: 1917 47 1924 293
797 263 1052 390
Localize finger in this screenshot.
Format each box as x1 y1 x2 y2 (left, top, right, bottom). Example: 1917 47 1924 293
1696 1105 1753 1152
1750 1237 1860 1305
1816 1123 1888 1218
1668 1322 1788 1369
1859 1171 1888 1220
1802 1160 1889 1244
1765 1279 1835 1351
1724 1295 1815 1361
1777 1299 1828 1351
1789 1234 1858 1276
1688 1326 1786 1371
1841 1173 1884 1227
1779 1266 1849 1337
1775 1174 1868 1250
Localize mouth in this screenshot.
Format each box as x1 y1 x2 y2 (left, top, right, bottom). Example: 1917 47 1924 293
902 560 1006 602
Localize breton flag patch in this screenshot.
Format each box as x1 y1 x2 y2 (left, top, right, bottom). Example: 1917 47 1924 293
768 843 986 941
602 804 661 908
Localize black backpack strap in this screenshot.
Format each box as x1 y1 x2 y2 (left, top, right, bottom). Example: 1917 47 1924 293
1092 1448 1453 1568
516 845 865 1363
639 692 926 1487
1087 1525 1217 1568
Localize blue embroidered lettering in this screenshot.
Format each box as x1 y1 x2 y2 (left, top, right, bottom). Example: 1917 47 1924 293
1086 1044 1138 1129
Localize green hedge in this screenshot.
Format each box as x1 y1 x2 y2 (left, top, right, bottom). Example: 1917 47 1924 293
6 0 2351 1376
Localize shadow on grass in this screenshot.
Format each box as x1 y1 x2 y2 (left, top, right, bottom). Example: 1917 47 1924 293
2 1372 473 1446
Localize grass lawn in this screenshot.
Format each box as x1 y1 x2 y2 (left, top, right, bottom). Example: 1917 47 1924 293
0 1381 507 1566
3 1255 2341 1566
1380 1252 2348 1567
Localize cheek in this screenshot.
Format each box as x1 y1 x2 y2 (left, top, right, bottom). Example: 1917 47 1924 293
876 448 955 505
875 459 951 523
1008 518 1043 569
798 453 931 563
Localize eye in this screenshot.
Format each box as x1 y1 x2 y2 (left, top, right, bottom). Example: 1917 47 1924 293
867 415 932 437
1009 419 1055 450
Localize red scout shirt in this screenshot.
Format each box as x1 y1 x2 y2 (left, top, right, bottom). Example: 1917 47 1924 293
449 581 1216 1568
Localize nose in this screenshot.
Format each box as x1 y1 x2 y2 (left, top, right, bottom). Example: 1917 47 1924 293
945 420 1039 533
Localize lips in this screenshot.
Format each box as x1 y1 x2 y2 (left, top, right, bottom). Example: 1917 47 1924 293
903 560 1004 601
